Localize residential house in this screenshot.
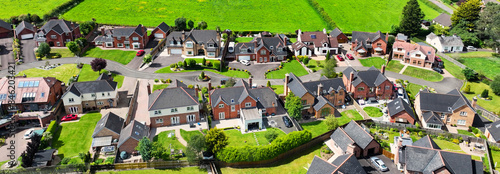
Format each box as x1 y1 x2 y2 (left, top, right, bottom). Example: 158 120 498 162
91 112 124 149
165 29 221 58
148 80 200 128
117 120 149 154
394 135 483 173
307 153 366 174
327 120 380 158
395 33 408 42
275 33 292 46
351 31 388 57
293 28 338 56
284 73 345 118
93 24 149 49
234 35 288 62
426 32 464 52
342 66 393 100
61 74 118 114
484 120 500 143
392 36 437 68
329 28 348 43
210 79 279 123
387 98 416 124
150 22 170 39
433 13 452 28
35 19 81 47
15 21 36 40
0 19 12 38
32 149 56 167
414 89 478 129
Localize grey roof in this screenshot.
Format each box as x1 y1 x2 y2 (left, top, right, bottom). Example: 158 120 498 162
118 120 148 148
287 72 345 98
69 80 117 95
92 112 124 138
487 120 500 142
148 87 198 111
343 120 374 149
396 33 408 41
171 79 187 88
112 24 145 37
418 90 470 113
167 29 219 48
333 154 367 174
286 73 309 97
210 80 277 109
404 146 440 172
441 151 475 174
97 73 110 81
421 112 444 125
93 35 114 43
33 149 56 162
413 135 441 149
0 19 11 30
155 22 170 33
254 37 287 56
433 13 452 27
249 87 278 108
313 96 334 111
343 66 388 88
39 19 78 34
387 98 415 119
329 28 343 37
15 21 34 35
234 42 255 54
307 156 337 174
352 31 386 51
241 107 262 120
440 35 464 46
330 128 354 152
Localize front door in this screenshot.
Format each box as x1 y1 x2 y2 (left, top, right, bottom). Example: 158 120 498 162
125 43 130 49
451 46 454 51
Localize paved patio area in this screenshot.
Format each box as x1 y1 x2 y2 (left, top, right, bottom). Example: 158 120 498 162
211 118 241 129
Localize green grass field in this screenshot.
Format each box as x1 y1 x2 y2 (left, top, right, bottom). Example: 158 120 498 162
492 149 500 170
49 49 75 58
62 0 327 33
403 66 443 82
315 0 441 32
77 64 125 88
432 139 480 160
406 83 424 96
300 109 364 137
363 106 383 117
82 47 137 65
460 57 500 80
153 131 186 153
235 37 254 43
266 60 308 79
386 60 405 72
52 112 101 161
271 85 284 95
0 0 71 19
457 129 474 136
461 82 499 114
307 60 325 72
441 57 465 80
359 57 386 69
155 65 249 78
446 51 494 58
180 129 204 144
19 64 80 84
99 167 207 174
224 128 285 147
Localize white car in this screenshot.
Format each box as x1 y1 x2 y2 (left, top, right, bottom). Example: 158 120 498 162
370 157 388 172
240 60 250 66
24 129 34 139
467 46 477 51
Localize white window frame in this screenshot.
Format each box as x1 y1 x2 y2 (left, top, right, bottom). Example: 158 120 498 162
117 43 123 47
56 42 60 46
105 42 112 47
171 117 180 124
187 106 194 111
156 118 163 123
358 87 364 91
208 52 215 56
154 110 162 115
219 104 224 108
245 102 252 108
97 101 104 105
385 85 390 90
231 105 235 111
260 50 266 55
186 41 193 48
219 112 225 119
460 111 467 116
171 108 178 113
132 37 139 41
457 120 466 125
187 51 193 55
51 35 57 39
133 43 140 48
187 115 196 122
68 98 74 103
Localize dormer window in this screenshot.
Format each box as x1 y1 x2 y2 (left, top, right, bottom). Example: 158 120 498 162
427 51 431 55
186 41 193 48
208 43 214 47
416 54 421 57
397 48 402 51
270 46 274 49
231 99 234 103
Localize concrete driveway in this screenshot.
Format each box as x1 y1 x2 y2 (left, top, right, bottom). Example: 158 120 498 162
142 54 184 73
0 38 13 70
21 40 37 63
358 154 399 174
228 61 279 79
0 126 44 162
263 114 298 134
126 39 159 70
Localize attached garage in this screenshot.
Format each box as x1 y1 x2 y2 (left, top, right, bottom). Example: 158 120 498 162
238 55 251 61
170 49 182 55
20 33 33 39
154 33 164 39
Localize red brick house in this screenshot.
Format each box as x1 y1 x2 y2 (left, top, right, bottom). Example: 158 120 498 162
0 77 63 113
0 19 12 38
15 21 36 40
351 31 388 57
35 19 81 47
150 22 170 39
329 28 348 43
328 120 380 158
343 66 393 100
392 34 437 68
387 98 416 124
117 120 149 154
93 24 148 49
293 29 339 56
234 36 288 63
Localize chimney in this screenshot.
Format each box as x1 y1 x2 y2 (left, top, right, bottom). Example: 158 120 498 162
147 83 151 95
272 102 275 107
472 97 477 108
71 22 75 30
208 81 212 90
381 64 386 75
248 78 252 88
385 32 389 42
317 83 323 96
323 28 327 34
284 73 290 96
349 72 354 91
195 85 199 98
181 30 186 40
101 27 105 35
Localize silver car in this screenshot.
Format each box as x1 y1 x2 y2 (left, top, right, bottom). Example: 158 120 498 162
23 129 34 139
370 157 388 172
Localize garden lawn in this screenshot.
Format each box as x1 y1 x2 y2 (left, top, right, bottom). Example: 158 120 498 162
363 107 383 117
300 109 363 137
314 0 441 32
441 57 465 80
180 129 203 144
461 82 499 114
0 0 71 19
433 139 480 160
82 47 136 65
402 66 443 82
386 60 405 73
235 37 254 43
77 64 125 88
271 85 284 95
459 57 500 80
62 0 327 33
155 65 249 78
52 112 101 161
307 60 325 72
446 51 494 58
153 84 170 92
492 149 500 170
18 64 79 84
225 128 285 147
266 60 308 79
221 144 321 174
98 167 207 174
359 57 385 68
153 131 186 152
457 129 474 136
406 83 424 96
49 48 74 58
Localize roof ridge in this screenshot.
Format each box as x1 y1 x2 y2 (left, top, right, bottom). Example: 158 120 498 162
148 88 165 110
180 87 199 104
331 153 354 173
339 128 355 143
351 120 374 139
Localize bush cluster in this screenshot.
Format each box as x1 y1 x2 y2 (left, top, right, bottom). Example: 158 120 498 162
217 130 312 162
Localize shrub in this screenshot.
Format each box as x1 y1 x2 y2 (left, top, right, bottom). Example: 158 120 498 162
169 64 176 68
303 57 310 64
188 85 194 88
480 89 489 98
202 58 207 66
213 62 220 70
452 139 459 144
206 61 212 67
154 79 159 82
312 69 317 72
61 158 71 164
188 59 197 67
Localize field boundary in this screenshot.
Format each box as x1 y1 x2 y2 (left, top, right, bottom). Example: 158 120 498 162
418 0 449 16
304 0 337 30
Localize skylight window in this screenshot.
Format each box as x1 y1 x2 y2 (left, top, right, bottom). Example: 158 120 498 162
311 35 316 39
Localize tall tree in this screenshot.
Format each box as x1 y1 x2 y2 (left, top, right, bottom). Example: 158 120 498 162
398 0 424 36
66 41 80 57
321 59 337 78
187 20 194 29
197 21 208 30
37 42 51 58
450 21 481 46
80 21 96 36
451 0 481 30
175 17 187 31
205 127 228 153
90 58 107 74
325 115 339 131
285 92 302 120
476 3 500 52
135 137 153 161
491 75 500 95
186 134 206 163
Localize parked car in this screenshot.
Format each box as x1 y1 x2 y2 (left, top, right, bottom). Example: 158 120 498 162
136 50 145 56
282 116 293 128
336 55 344 61
432 67 443 74
228 42 235 53
370 157 389 172
24 129 34 139
346 54 354 60
61 114 78 122
467 46 477 51
240 60 250 66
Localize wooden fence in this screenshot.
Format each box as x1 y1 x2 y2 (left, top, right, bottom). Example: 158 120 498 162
150 38 167 59
114 160 190 170
349 94 370 119
125 80 140 126
381 149 394 160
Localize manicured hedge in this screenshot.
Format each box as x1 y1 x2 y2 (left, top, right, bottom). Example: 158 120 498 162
40 120 58 148
217 130 312 163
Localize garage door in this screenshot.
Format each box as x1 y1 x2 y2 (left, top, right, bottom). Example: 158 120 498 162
154 33 164 38
238 55 250 61
170 49 182 54
20 34 33 39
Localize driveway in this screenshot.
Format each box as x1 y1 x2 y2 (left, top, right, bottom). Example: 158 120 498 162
0 38 13 70
20 40 37 63
358 154 399 174
430 0 454 14
133 79 152 125
142 54 184 73
126 39 159 70
0 126 44 163
228 61 279 79
263 114 298 134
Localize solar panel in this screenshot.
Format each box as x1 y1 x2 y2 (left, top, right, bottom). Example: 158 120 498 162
18 81 24 88
34 81 39 87
311 35 316 39
29 81 34 87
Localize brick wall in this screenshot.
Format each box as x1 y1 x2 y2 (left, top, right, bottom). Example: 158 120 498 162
390 111 416 125
150 111 200 128
94 128 120 140
119 138 139 154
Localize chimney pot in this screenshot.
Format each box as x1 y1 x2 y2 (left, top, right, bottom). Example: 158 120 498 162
472 96 477 108
317 83 323 96
248 78 252 88
284 74 290 96
381 64 386 75
147 83 151 95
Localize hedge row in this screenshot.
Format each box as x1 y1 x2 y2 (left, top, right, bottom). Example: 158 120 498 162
42 0 85 20
305 0 337 30
217 130 312 163
418 0 447 16
40 120 58 148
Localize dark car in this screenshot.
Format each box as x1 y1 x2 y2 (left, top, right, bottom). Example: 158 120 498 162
61 114 78 122
433 67 443 74
282 116 293 128
336 55 344 61
346 54 354 60
136 50 145 56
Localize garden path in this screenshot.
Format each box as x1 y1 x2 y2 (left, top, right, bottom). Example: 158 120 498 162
175 129 188 147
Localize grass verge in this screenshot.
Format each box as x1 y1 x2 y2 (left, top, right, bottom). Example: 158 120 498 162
82 47 137 65
402 66 443 82
266 60 308 79
461 81 499 114
363 106 383 117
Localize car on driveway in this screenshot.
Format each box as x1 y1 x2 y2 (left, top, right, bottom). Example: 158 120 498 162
346 54 354 60
466 46 477 51
24 129 34 139
336 55 344 61
282 116 293 128
240 60 250 66
136 50 145 56
433 67 443 74
61 114 78 122
370 157 388 172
